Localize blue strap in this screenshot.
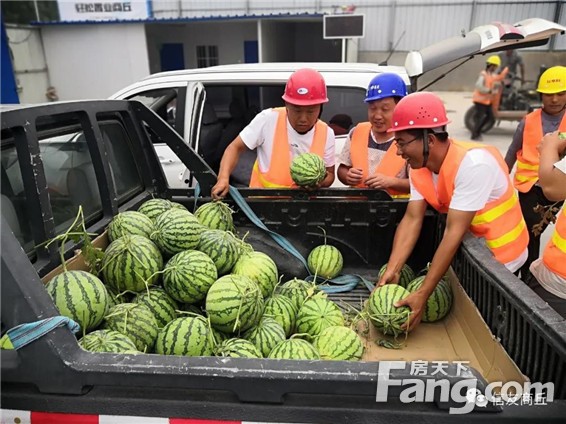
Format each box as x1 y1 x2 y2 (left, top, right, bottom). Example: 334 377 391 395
228 186 372 294
4 316 80 350
193 183 201 213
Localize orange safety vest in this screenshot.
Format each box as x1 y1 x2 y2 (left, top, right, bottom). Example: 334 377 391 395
472 68 508 105
350 122 409 198
249 107 328 188
514 109 566 193
543 207 566 279
411 140 529 265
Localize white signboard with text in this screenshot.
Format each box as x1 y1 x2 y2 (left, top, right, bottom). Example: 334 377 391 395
57 1 149 21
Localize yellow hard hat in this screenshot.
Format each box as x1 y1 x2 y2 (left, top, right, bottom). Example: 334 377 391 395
486 55 501 67
537 66 566 94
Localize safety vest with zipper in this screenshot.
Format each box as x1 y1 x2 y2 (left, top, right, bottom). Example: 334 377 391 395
514 109 566 193
349 122 409 198
411 140 529 265
249 107 328 188
543 207 566 279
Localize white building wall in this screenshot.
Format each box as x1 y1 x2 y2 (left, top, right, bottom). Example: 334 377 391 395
261 21 295 62
41 24 150 100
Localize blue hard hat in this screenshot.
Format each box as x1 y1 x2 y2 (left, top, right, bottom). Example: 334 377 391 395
365 73 408 103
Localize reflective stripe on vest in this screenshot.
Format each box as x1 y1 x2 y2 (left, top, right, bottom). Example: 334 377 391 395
410 140 528 265
249 107 328 188
472 71 495 105
543 207 566 279
350 122 409 198
514 109 566 193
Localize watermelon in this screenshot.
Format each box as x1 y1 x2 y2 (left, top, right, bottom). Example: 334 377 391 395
215 338 262 358
314 326 364 361
101 235 163 293
137 198 187 222
295 296 345 338
108 211 155 242
163 250 218 304
46 270 109 333
232 251 279 298
151 209 203 256
243 316 286 357
205 275 264 333
196 229 242 275
368 284 411 337
377 264 415 288
154 316 213 357
406 276 453 322
211 327 230 345
195 201 234 232
268 338 320 360
133 287 179 328
263 294 297 337
307 245 343 279
275 278 315 311
78 329 139 354
102 303 159 352
290 152 326 187
106 288 132 311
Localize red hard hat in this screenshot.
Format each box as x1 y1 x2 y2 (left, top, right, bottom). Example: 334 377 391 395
282 68 329 106
388 92 451 132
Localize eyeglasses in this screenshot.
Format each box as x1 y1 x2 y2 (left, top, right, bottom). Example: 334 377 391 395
394 136 421 148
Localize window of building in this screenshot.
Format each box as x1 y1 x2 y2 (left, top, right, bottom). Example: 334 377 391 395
196 45 219 68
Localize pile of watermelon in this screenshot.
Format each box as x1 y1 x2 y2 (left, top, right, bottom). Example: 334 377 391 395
42 198 365 361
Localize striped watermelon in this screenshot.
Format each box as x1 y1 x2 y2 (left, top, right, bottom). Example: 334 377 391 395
377 264 415 288
215 338 262 358
78 329 139 354
314 326 364 361
178 303 205 316
133 287 179 328
275 278 315 311
263 294 297 337
137 198 188 222
154 316 213 357
368 284 411 337
107 211 155 242
268 338 320 360
307 245 343 279
101 235 163 293
211 327 230 345
296 296 345 338
46 270 109 333
196 229 242 275
243 316 286 357
151 209 203 256
290 152 326 187
205 275 264 333
102 303 159 352
195 201 234 232
163 250 218 304
106 288 132 311
232 251 279 298
406 276 453 322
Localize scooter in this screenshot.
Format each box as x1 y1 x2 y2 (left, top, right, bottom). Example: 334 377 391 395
464 75 540 133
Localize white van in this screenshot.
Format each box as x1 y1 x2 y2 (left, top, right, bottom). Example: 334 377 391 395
110 18 564 188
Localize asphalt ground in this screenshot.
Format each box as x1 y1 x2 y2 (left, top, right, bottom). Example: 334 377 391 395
436 91 552 255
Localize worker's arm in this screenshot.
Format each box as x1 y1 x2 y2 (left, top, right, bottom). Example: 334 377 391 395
378 199 427 286
338 163 363 186
211 136 248 199
319 166 336 188
538 131 566 201
365 174 410 193
475 73 491 94
395 208 476 330
493 67 510 82
504 119 525 172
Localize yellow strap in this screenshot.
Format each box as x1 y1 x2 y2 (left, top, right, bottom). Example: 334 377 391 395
551 231 566 255
472 195 518 225
516 161 539 171
514 174 538 183
485 220 526 249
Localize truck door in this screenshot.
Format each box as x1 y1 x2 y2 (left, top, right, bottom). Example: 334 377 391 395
181 81 206 187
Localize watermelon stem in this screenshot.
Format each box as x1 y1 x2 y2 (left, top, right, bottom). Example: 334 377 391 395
316 226 328 246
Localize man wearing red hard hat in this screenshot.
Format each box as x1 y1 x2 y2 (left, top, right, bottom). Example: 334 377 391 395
378 92 528 330
212 68 335 198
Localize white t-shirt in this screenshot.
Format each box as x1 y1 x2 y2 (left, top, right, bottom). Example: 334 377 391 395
410 149 527 272
554 155 566 174
239 109 335 173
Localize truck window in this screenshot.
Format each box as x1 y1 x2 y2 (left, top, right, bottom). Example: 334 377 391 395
128 88 180 134
1 140 34 254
